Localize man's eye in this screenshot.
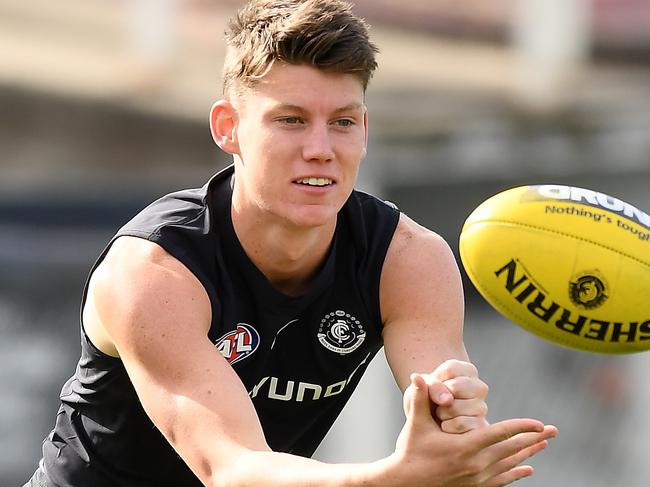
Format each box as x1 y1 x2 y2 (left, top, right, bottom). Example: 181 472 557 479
335 119 355 127
282 117 303 125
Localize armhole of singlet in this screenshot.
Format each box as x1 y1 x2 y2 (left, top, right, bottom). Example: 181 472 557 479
356 194 401 335
78 233 129 361
78 222 217 360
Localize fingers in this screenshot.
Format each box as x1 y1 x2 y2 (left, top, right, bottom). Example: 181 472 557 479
423 360 487 408
482 465 535 487
405 373 487 435
432 359 479 382
480 432 554 487
440 415 490 434
494 437 550 472
435 376 489 433
398 387 557 487
405 374 440 427
485 425 558 461
472 423 556 485
471 418 548 450
471 424 556 486
422 376 454 407
437 397 488 421
443 375 489 400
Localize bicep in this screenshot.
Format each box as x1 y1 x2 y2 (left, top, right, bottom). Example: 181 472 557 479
380 215 468 392
91 238 269 482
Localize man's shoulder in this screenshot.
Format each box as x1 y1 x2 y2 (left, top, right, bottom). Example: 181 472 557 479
122 165 233 237
99 174 229 302
344 189 401 237
120 184 219 240
390 212 450 256
349 188 400 212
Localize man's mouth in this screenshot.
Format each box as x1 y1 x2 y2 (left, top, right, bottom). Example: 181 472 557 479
294 177 334 187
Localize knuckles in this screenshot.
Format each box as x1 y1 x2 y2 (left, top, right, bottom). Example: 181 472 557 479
436 359 479 379
443 376 489 400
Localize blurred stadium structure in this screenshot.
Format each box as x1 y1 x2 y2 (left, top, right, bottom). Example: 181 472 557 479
1 1 649 485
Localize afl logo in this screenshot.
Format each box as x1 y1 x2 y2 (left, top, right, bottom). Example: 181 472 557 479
318 310 366 355
569 273 608 310
215 323 260 365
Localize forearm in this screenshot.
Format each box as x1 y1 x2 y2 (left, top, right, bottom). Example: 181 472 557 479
135 377 393 487
209 449 395 487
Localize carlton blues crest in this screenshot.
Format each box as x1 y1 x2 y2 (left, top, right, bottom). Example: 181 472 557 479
317 310 366 354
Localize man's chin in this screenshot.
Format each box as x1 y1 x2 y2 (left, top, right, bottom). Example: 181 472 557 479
283 205 338 229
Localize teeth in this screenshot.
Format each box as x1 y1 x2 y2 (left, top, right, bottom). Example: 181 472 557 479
296 177 332 186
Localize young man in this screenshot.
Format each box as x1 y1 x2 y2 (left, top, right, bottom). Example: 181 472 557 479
26 1 556 486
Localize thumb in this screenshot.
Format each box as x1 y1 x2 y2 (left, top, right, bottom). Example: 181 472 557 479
405 373 438 428
423 375 454 408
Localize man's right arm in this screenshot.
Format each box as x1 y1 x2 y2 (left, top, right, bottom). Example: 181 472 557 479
84 236 554 487
85 236 378 485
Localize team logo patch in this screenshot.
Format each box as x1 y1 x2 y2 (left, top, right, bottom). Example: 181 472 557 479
569 273 608 309
215 323 260 365
317 310 366 354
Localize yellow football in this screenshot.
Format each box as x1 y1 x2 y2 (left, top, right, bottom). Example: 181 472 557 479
459 184 650 354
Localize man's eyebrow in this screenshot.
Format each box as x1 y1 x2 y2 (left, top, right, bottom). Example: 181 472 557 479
270 103 364 114
332 103 364 114
272 103 307 113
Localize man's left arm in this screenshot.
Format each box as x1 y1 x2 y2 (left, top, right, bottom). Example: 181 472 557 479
380 213 489 433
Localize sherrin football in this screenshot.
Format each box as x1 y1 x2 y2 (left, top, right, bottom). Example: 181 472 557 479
459 185 650 354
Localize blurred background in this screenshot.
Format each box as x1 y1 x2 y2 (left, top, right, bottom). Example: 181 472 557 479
1 0 649 485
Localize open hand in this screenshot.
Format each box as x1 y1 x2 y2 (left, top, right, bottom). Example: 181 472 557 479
392 373 557 487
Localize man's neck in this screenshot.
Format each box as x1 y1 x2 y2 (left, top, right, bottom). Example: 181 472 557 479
230 205 336 296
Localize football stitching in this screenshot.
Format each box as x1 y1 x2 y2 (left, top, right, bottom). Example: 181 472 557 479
469 220 650 268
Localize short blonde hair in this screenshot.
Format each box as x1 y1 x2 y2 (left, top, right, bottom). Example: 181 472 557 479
222 0 378 98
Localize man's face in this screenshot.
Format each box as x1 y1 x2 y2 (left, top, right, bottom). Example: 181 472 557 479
228 62 368 228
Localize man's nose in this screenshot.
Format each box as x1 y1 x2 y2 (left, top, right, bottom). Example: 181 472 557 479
302 124 334 162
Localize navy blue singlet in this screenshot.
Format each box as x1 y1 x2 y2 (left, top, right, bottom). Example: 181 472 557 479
38 165 400 486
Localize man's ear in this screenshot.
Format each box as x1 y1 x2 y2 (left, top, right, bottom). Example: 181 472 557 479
209 100 239 154
361 107 369 160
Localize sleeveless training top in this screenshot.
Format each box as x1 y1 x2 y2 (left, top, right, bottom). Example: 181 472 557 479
40 165 401 486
